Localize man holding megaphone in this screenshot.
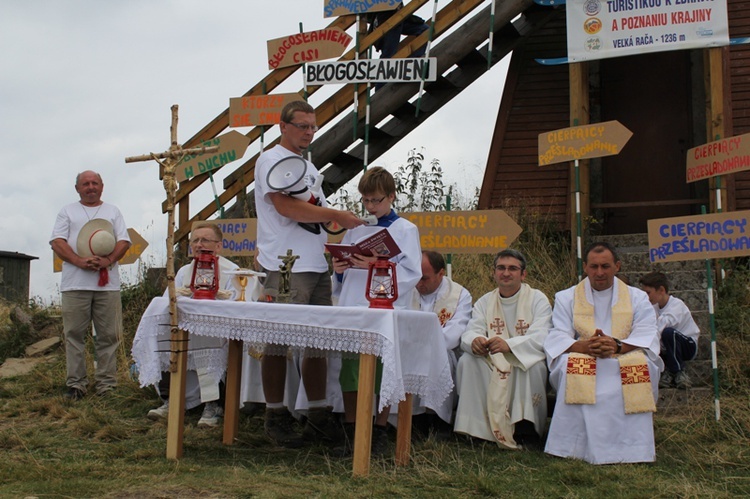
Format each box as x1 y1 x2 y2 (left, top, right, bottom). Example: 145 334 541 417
254 100 364 448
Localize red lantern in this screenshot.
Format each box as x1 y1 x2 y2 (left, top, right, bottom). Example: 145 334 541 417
365 255 398 309
190 250 219 300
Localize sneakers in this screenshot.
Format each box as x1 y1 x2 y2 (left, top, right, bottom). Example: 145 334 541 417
371 424 389 457
64 387 85 401
147 401 170 421
264 408 304 448
302 407 345 445
674 370 692 389
659 371 675 389
198 402 224 427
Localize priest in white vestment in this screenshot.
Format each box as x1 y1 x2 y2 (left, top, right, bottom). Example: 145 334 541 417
454 249 552 449
544 242 663 464
406 250 473 425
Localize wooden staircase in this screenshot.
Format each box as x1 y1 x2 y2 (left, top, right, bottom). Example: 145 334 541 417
164 0 561 242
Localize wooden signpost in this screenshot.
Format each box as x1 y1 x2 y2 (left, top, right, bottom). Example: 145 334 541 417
323 0 400 18
538 120 633 167
175 130 251 183
538 120 633 278
213 211 520 258
228 93 300 130
685 132 750 183
267 27 352 69
405 210 522 254
305 58 437 85
647 210 750 263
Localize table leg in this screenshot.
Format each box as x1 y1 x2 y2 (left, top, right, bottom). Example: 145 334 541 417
223 339 243 445
353 353 377 477
166 328 188 459
395 393 413 466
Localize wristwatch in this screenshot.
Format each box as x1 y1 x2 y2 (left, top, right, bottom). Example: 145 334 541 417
614 338 622 354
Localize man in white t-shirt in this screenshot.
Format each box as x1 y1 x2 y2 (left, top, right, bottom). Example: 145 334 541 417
254 100 363 448
50 171 131 399
639 271 700 389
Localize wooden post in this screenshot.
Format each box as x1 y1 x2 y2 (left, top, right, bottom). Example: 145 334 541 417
353 353 377 476
125 105 219 460
395 393 414 466
223 339 243 445
706 47 728 213
569 62 590 272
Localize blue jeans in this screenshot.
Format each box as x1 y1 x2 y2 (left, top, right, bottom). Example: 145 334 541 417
660 327 697 373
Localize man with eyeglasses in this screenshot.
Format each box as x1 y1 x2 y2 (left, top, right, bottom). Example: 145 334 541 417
454 249 552 450
146 222 252 427
254 100 364 448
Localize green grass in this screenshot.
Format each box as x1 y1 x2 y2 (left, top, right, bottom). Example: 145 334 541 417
3 228 749 497
0 351 748 498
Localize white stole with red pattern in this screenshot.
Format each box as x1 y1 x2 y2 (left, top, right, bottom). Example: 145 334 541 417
567 278 656 414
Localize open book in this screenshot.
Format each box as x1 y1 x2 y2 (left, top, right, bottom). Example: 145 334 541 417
325 228 402 267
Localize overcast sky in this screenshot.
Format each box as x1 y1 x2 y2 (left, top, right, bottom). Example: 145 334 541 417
1 1 508 303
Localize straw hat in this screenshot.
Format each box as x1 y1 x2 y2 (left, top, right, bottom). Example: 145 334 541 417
77 219 116 257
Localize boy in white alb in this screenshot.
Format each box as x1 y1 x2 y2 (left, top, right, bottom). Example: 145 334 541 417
640 271 700 389
331 166 422 456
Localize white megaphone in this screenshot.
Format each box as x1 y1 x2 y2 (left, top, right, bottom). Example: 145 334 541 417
266 156 322 205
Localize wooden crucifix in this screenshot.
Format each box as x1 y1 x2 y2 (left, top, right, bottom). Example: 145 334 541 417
124 105 219 460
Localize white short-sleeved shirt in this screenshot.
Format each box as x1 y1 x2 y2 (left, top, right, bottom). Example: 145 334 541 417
50 201 130 291
254 144 328 273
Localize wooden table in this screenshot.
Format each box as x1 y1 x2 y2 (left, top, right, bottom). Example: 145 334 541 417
132 297 453 476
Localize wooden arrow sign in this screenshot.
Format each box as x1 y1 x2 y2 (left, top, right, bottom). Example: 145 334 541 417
686 132 750 183
323 0 399 18
228 93 300 129
175 130 251 183
267 27 352 70
120 228 149 265
538 120 633 166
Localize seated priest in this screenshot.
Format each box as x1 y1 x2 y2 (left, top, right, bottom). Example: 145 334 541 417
454 249 552 449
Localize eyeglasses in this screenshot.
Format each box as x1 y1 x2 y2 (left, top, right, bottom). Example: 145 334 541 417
361 196 386 206
495 265 523 273
190 238 220 245
286 122 319 132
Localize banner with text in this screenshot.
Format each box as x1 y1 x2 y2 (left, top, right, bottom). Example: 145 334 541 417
267 27 352 70
567 0 729 63
202 219 258 257
228 93 301 130
686 132 750 183
305 58 437 85
647 210 750 263
323 0 400 18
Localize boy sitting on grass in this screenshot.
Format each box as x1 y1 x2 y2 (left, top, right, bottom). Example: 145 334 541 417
331 166 422 456
639 271 700 389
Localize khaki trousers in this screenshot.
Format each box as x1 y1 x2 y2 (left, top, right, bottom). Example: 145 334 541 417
61 290 122 394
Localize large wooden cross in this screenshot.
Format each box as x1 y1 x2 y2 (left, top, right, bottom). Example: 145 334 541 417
125 105 219 460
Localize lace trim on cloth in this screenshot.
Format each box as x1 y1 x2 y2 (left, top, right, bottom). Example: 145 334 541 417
131 297 449 412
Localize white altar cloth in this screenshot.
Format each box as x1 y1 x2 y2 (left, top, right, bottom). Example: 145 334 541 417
132 297 453 412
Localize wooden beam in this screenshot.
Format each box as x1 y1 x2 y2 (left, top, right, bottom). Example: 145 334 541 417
569 61 589 258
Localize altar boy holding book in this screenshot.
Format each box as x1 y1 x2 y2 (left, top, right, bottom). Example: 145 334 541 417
331 166 422 456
